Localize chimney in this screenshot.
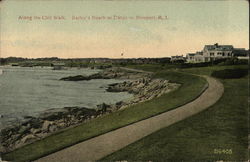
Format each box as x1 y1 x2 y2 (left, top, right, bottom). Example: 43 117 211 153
214 43 219 47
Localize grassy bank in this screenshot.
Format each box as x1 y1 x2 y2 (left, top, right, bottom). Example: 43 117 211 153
103 65 248 161
126 63 247 75
2 70 207 161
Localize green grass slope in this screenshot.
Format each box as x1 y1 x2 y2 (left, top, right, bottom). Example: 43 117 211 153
103 65 248 161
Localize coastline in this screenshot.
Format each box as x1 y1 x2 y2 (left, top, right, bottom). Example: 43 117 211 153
0 67 179 154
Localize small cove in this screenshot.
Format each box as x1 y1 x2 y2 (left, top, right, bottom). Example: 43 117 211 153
0 66 133 129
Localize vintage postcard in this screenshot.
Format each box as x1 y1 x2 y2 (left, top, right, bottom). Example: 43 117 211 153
0 0 249 161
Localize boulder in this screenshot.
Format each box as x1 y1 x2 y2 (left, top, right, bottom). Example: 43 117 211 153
20 134 36 144
48 125 57 132
30 128 41 134
42 121 51 132
18 125 30 134
96 103 110 113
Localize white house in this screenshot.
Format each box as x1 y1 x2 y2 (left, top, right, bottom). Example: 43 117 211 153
186 53 195 62
170 55 186 62
186 43 236 63
186 51 203 63
202 43 233 62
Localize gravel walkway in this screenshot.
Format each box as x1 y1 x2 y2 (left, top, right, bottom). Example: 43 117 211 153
36 75 224 162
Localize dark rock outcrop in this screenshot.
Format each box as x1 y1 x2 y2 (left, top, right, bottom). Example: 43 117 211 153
0 106 108 153
107 77 180 109
60 68 151 81
60 73 111 81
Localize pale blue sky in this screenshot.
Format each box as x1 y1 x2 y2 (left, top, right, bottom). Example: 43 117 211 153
1 0 249 58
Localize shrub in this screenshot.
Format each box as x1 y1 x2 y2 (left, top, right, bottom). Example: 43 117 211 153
211 68 248 79
217 58 248 66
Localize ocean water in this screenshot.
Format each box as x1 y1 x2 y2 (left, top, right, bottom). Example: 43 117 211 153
0 66 133 129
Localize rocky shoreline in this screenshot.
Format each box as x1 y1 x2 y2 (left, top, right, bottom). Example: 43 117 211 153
60 67 150 81
106 77 180 109
0 68 179 154
0 106 110 153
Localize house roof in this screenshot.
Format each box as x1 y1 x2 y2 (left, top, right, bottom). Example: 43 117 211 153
196 51 203 55
187 53 195 56
204 43 233 51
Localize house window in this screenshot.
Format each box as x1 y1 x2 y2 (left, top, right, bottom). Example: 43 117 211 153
222 52 225 56
210 52 214 56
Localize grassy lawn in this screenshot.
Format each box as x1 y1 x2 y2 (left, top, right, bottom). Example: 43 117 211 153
102 65 249 161
2 70 207 161
126 63 247 75
125 64 176 72
179 64 248 76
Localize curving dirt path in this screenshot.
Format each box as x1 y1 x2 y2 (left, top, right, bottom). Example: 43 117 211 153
36 75 224 162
